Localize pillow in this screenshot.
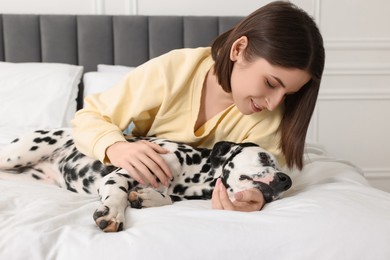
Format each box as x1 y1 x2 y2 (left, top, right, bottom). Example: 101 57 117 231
0 62 83 129
83 65 135 98
97 64 135 73
83 64 136 134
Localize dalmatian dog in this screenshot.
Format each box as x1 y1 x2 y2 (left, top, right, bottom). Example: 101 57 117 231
0 128 292 232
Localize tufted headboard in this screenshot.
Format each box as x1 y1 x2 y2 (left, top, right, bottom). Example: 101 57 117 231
0 14 242 108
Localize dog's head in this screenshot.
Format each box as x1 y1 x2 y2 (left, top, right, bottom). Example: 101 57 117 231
210 141 292 202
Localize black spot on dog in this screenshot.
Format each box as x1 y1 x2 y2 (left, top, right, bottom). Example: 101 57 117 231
185 154 193 165
92 161 103 171
227 162 234 168
83 176 95 188
200 163 211 173
30 146 39 151
63 139 74 148
170 195 182 202
63 165 78 182
35 130 50 135
66 150 78 161
105 179 116 185
239 175 252 181
173 184 188 195
83 178 90 187
32 173 41 180
100 165 118 177
79 165 89 177
117 173 131 179
72 152 85 162
66 185 77 193
185 173 200 183
177 145 193 153
33 137 57 145
191 154 202 165
174 151 184 165
83 187 91 194
47 138 57 145
53 130 64 136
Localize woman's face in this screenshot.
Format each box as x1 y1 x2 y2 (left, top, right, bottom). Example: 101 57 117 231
229 37 311 115
230 57 310 115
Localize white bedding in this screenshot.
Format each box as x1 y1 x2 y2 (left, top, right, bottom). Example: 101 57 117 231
1 132 390 260
0 62 83 129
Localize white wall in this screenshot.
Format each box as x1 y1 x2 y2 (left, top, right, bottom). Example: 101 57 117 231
1 0 389 192
305 0 390 192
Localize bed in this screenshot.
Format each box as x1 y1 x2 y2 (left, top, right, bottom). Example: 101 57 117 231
1 14 390 260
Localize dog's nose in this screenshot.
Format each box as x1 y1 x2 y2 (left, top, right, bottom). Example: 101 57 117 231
276 172 292 191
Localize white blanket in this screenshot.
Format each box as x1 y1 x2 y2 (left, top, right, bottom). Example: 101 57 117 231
1 134 390 260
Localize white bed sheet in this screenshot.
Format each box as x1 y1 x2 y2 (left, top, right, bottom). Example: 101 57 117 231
1 130 390 260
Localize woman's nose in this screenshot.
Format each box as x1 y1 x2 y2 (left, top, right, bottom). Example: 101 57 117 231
266 92 285 111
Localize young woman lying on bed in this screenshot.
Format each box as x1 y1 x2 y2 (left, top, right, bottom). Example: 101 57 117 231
71 1 325 212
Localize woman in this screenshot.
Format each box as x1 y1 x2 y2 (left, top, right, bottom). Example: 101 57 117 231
72 1 325 211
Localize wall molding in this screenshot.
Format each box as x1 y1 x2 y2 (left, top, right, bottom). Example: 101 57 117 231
318 89 390 100
313 0 322 27
325 39 390 50
125 0 138 15
94 0 104 14
308 86 390 142
324 65 390 76
93 0 138 15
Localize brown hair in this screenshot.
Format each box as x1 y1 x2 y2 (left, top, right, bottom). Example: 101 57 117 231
211 1 325 170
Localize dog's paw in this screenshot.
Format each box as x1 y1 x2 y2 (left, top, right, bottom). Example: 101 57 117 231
93 205 125 232
129 187 172 208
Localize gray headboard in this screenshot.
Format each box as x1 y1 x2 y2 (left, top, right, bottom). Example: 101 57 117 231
0 14 242 108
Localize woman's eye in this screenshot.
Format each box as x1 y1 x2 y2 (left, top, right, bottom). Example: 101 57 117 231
266 80 275 89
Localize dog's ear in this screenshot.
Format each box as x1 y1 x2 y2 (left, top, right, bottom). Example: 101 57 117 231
210 142 260 167
258 152 274 167
256 149 279 168
210 141 238 168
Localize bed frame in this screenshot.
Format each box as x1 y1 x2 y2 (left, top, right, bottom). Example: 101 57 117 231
0 14 242 108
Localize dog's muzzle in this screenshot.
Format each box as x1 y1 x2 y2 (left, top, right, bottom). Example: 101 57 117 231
257 172 292 203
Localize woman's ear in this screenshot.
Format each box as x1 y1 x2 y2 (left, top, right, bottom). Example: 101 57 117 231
229 36 248 61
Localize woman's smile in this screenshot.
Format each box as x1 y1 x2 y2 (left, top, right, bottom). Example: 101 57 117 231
251 98 264 113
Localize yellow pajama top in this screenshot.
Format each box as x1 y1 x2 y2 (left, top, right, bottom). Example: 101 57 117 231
72 47 285 165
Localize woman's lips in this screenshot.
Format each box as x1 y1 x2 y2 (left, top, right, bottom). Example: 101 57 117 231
251 99 263 113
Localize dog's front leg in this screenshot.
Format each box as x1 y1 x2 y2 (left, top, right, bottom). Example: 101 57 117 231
93 170 135 232
128 187 173 208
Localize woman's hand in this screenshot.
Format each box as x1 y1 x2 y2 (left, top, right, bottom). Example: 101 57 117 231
211 178 265 211
106 140 173 188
